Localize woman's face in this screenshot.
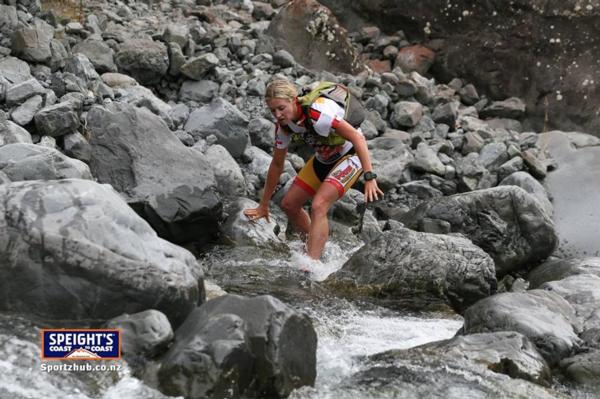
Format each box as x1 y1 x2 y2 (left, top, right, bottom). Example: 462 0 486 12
267 97 297 125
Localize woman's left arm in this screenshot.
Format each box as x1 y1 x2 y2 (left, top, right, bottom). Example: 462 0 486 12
334 119 384 203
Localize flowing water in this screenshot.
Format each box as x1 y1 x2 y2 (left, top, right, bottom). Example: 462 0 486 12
0 239 464 398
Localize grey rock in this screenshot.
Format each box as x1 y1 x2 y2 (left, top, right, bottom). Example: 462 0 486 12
480 97 526 119
63 132 92 163
49 39 68 71
411 142 446 176
34 101 80 137
462 131 485 154
115 84 172 124
432 101 459 127
540 274 600 332
115 39 169 85
158 294 317 398
184 97 250 158
167 41 185 76
479 142 508 170
72 39 117 73
168 103 190 128
272 49 295 67
10 94 43 126
390 101 423 128
458 83 479 105
162 24 189 49
0 56 32 85
179 53 219 81
400 186 557 276
560 350 600 387
0 5 18 44
0 112 33 145
0 143 91 181
499 171 553 217
204 144 246 197
463 290 581 365
497 156 524 179
5 78 45 106
326 227 497 313
64 53 100 83
179 79 219 103
221 198 285 248
87 103 222 245
248 117 275 152
0 179 202 326
106 309 174 360
368 135 414 190
528 257 600 289
11 18 54 63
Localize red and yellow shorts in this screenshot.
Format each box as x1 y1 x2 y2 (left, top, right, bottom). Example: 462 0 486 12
293 151 363 198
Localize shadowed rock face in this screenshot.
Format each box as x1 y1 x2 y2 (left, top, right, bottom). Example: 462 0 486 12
319 0 600 136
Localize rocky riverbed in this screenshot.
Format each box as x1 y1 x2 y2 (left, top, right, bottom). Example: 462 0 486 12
0 0 599 398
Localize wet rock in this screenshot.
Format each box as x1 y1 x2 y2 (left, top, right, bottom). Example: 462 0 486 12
539 274 600 332
107 309 174 360
158 294 317 398
0 143 91 181
267 0 362 74
184 97 250 158
326 227 497 313
528 257 600 288
560 350 600 387
87 103 222 245
463 290 581 365
0 179 202 326
115 39 169 85
400 186 557 276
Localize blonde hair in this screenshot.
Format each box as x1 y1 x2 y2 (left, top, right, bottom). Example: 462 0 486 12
265 79 297 102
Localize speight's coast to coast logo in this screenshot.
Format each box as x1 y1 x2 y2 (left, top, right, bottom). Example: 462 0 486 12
41 329 121 360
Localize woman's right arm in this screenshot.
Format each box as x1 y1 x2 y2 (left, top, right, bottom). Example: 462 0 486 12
243 146 288 222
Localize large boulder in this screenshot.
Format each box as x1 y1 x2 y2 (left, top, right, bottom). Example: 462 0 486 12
366 135 414 190
541 131 600 258
0 56 32 85
400 186 557 276
266 0 362 74
0 179 202 327
0 111 33 145
184 98 250 158
0 143 91 181
86 103 222 245
115 39 169 85
463 290 581 365
325 227 497 313
158 294 317 399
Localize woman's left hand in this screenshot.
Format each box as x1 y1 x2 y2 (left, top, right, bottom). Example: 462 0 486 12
364 179 384 203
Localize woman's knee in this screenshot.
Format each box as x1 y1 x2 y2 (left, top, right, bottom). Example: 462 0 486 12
280 195 301 214
310 196 331 217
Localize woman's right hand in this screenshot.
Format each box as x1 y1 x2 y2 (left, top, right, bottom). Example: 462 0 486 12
243 204 270 223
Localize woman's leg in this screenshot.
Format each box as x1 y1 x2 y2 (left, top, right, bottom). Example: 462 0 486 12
306 182 339 259
280 183 313 236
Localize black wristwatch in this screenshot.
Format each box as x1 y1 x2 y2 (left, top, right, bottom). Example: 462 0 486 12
363 171 377 181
